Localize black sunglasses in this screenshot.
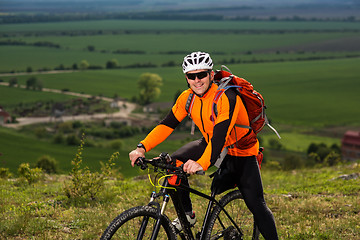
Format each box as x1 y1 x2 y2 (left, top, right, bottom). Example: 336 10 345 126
186 70 210 80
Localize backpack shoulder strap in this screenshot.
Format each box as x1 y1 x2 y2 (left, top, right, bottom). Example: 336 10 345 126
185 92 196 135
185 92 195 117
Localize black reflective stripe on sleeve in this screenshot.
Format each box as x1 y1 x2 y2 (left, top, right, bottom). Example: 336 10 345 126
210 119 230 164
210 90 237 164
159 110 180 129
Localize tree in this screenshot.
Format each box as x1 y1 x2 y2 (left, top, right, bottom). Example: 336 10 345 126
137 73 163 105
106 59 119 69
87 45 95 51
80 60 89 70
26 77 37 90
9 77 17 87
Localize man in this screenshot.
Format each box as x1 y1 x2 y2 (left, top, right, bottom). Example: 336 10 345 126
129 51 278 239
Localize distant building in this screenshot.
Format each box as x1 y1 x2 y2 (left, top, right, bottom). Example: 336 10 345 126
341 130 360 161
0 106 11 125
143 102 173 113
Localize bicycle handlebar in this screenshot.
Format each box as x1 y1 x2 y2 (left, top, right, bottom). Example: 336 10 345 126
135 154 205 176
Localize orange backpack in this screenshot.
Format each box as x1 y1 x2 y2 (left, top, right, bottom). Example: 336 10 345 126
213 65 281 139
186 65 281 139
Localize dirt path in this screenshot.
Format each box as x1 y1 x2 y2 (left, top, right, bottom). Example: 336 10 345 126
1 82 138 128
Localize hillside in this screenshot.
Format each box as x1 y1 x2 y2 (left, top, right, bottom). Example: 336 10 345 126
0 162 359 239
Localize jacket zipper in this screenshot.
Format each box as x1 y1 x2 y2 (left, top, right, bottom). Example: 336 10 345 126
199 99 209 142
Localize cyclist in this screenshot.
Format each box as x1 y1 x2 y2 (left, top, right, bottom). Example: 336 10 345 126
129 51 279 239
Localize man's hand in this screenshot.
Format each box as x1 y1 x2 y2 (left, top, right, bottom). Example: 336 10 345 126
129 148 146 167
183 160 203 175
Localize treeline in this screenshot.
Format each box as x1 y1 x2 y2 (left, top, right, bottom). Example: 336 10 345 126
4 28 358 39
0 12 358 24
0 39 60 48
4 53 359 74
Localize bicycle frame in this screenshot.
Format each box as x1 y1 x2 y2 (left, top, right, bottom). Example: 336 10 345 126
144 174 243 240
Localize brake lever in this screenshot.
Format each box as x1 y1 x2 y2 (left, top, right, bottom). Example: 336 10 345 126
135 157 148 170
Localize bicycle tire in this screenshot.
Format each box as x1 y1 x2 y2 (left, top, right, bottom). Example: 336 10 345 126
100 205 176 240
204 190 260 240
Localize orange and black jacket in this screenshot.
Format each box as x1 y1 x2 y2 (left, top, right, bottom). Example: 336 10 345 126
140 83 259 170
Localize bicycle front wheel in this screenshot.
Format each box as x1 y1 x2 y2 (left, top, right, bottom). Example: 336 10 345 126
100 205 176 240
205 190 260 240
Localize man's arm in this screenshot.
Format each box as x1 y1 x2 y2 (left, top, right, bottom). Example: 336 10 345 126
197 89 240 170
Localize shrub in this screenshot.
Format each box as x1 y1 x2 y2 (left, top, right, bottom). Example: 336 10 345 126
268 138 283 150
57 121 73 133
265 160 281 170
63 134 119 203
0 168 12 179
109 139 123 150
18 163 43 184
324 151 342 166
35 155 58 174
72 121 83 129
282 154 304 170
34 126 48 139
53 133 64 144
66 134 80 146
64 135 100 201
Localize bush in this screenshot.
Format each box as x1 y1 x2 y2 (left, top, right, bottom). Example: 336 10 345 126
53 133 64 144
0 168 12 179
57 121 73 133
109 139 123 150
265 160 281 170
18 163 43 184
324 151 342 166
35 155 58 174
268 138 283 150
72 121 83 129
282 154 304 170
66 134 81 146
34 126 48 139
63 134 119 203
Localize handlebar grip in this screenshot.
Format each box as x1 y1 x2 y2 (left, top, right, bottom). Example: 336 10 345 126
135 157 147 170
196 170 205 175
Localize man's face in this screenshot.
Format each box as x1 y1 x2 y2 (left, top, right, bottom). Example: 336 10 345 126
186 69 213 96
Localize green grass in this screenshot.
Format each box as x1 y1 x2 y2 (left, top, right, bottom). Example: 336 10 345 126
260 131 340 153
0 127 139 178
0 162 359 239
0 85 76 107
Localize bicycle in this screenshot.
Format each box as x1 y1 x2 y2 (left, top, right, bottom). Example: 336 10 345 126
100 152 260 240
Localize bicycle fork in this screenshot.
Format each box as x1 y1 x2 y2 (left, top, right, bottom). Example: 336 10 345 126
137 191 171 240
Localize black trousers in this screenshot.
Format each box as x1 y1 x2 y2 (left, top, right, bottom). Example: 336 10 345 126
171 138 279 240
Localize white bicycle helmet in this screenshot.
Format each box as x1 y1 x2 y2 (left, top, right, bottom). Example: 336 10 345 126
182 51 213 73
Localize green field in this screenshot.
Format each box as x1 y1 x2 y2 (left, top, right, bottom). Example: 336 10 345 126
2 57 360 126
1 19 359 72
2 20 360 33
1 19 360 176
0 126 140 177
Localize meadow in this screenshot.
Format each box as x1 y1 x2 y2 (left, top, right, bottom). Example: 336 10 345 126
0 162 359 239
